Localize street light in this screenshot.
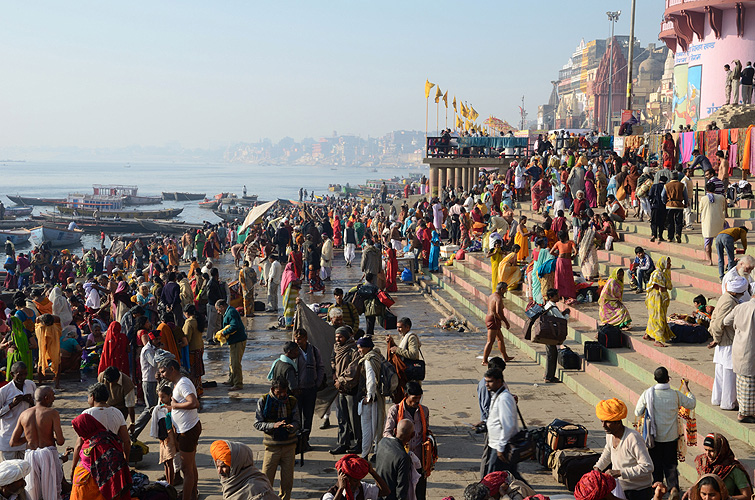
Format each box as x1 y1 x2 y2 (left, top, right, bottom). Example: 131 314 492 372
606 10 621 133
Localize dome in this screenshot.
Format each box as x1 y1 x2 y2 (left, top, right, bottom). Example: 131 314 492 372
639 55 664 80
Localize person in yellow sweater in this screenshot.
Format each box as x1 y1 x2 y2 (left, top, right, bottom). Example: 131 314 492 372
715 226 748 280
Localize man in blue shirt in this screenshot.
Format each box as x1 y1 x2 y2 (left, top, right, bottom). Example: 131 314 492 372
215 299 247 390
688 149 713 175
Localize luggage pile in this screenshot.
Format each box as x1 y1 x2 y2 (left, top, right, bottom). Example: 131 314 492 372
534 419 600 492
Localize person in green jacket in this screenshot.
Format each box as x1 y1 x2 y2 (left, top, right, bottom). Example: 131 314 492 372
215 299 247 390
194 230 206 262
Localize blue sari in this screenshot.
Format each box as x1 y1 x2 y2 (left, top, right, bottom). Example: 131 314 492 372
428 230 441 272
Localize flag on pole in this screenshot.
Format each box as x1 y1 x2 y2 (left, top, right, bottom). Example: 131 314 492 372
425 80 435 99
434 86 442 103
455 115 462 129
452 96 457 112
460 102 468 119
469 106 479 121
442 91 448 108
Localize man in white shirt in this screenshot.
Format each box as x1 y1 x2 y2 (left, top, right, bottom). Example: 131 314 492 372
0 362 36 461
266 254 283 313
160 359 201 500
595 398 654 500
542 289 569 383
721 256 755 302
634 367 695 499
481 367 523 482
131 330 163 441
71 382 130 477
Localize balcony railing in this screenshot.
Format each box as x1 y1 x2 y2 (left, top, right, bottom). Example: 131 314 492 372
425 136 530 159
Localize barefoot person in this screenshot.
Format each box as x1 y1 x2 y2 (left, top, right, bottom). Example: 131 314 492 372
10 386 65 500
483 282 513 365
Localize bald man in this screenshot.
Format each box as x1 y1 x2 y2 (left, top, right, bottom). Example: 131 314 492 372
10 387 65 500
375 419 413 500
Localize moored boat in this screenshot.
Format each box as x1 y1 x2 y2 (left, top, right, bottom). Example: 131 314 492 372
29 225 83 248
55 206 183 219
0 229 31 245
4 206 33 217
138 219 203 233
7 195 66 206
198 199 220 209
162 192 206 201
212 209 247 221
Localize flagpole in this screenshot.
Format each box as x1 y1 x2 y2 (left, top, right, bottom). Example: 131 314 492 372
436 101 439 135
445 106 448 129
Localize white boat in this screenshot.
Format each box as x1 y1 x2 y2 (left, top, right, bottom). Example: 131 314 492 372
0 229 31 245
29 225 83 248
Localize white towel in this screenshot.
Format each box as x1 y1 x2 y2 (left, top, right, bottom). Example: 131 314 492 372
24 446 62 500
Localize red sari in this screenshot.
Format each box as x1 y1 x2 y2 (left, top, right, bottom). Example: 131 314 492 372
332 217 342 248
97 322 129 375
71 414 131 500
385 248 398 292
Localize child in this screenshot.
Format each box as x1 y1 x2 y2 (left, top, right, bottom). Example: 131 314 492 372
632 246 655 293
150 384 179 485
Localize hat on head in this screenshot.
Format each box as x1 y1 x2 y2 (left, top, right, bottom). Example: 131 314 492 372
726 276 749 294
595 398 627 422
0 459 30 486
356 337 374 348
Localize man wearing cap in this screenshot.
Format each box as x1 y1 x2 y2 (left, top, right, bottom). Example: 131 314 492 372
323 453 390 500
709 276 749 411
594 398 654 500
0 459 30 499
724 288 755 422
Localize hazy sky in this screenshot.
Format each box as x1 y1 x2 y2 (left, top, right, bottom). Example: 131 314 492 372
1 1 660 149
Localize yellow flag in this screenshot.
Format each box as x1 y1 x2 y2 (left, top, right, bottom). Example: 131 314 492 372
460 102 468 119
455 115 462 129
425 80 435 99
442 91 448 108
452 96 457 112
469 106 479 121
434 86 442 103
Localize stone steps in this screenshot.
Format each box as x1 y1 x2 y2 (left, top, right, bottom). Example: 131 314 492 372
424 259 755 483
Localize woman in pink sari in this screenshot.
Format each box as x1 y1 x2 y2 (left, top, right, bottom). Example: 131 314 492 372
531 178 549 213
332 214 342 248
584 170 598 208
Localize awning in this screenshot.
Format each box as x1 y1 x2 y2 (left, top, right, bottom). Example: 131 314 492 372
238 199 277 233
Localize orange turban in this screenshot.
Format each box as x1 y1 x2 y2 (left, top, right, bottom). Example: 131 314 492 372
595 398 627 422
210 440 232 467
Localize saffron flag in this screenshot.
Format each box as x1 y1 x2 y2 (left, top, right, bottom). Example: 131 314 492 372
434 86 442 103
469 106 479 121
455 115 462 129
452 96 457 112
425 80 435 99
442 91 448 108
460 102 468 119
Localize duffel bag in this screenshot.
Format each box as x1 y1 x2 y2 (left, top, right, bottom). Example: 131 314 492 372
583 341 603 362
548 449 600 487
557 346 581 370
531 314 568 345
547 419 588 450
597 324 624 348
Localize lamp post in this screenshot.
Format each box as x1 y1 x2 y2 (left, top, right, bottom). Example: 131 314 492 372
606 10 621 133
626 0 636 111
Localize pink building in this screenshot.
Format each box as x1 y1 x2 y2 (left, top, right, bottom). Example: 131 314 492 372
659 0 755 129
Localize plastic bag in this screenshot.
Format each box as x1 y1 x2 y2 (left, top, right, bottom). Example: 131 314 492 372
401 268 412 282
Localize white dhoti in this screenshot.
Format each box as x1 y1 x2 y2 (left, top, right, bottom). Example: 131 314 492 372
639 197 651 217
344 243 356 264
267 280 279 311
359 397 385 459
712 344 738 410
25 446 62 500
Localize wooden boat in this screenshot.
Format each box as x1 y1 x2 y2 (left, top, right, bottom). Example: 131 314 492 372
4 206 33 217
162 192 206 201
212 209 247 222
138 219 203 233
0 229 31 245
7 195 65 206
125 195 162 205
92 185 162 205
198 199 220 209
35 213 145 233
55 206 183 219
29 225 83 248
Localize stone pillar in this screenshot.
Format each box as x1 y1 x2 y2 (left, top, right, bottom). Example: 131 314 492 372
455 167 463 192
464 167 472 192
429 165 439 197
438 167 446 198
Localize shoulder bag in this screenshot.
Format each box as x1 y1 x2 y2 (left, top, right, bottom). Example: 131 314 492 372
504 405 536 463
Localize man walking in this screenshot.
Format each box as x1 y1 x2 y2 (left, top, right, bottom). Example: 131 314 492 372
0 362 35 461
265 253 282 312
483 282 512 365
238 260 257 317
215 299 247 390
360 238 381 277
254 377 300 500
481 367 522 481
634 368 695 499
357 336 385 460
330 326 361 455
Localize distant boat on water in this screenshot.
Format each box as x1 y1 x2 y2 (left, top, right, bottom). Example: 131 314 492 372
162 192 206 201
0 229 31 245
30 225 83 248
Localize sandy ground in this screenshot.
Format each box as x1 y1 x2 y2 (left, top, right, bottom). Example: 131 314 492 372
49 249 611 499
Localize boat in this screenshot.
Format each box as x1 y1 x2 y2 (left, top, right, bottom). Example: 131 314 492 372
212 209 247 222
198 199 220 209
29 225 83 248
0 229 31 245
138 219 203 233
4 206 33 217
92 185 161 205
55 206 183 219
7 195 66 206
34 213 146 233
162 192 206 201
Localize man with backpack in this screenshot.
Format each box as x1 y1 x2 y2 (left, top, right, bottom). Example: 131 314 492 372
357 336 388 459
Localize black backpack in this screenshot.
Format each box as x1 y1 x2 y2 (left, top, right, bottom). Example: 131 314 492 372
598 324 624 348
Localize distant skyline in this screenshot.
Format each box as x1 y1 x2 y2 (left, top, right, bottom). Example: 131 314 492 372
1 1 661 150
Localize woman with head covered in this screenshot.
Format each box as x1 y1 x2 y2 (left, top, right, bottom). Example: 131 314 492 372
210 440 279 500
322 453 389 500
